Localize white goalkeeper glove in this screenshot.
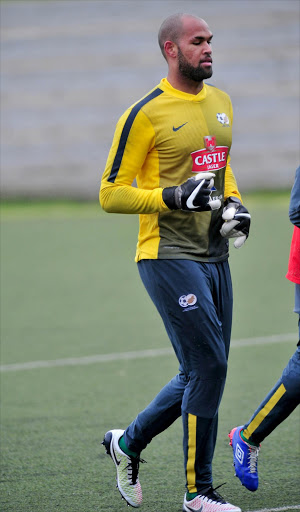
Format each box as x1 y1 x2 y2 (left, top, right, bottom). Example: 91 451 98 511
162 172 221 212
220 196 251 248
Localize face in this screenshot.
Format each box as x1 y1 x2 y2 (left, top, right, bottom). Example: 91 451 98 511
176 17 213 82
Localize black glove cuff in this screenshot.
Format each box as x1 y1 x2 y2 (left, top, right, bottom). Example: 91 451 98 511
225 196 242 207
162 186 179 210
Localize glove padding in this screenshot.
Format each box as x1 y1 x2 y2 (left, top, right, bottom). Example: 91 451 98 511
220 197 251 248
163 172 221 212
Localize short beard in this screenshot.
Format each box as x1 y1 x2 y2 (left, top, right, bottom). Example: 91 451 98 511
177 47 213 82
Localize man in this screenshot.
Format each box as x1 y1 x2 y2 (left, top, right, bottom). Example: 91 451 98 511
229 166 300 492
100 13 250 512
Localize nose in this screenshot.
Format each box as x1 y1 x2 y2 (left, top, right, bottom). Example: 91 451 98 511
203 41 212 54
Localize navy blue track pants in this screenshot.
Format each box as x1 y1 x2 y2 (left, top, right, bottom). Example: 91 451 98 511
123 259 233 492
243 343 300 444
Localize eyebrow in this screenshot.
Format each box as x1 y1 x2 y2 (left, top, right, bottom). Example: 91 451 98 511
193 34 213 42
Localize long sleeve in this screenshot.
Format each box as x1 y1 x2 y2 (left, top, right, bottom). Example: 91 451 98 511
223 98 242 203
100 105 169 214
224 156 242 202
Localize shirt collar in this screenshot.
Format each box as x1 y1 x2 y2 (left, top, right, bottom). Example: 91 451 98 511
159 78 207 102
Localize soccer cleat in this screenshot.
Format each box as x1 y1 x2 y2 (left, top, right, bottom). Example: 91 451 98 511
183 486 241 512
102 429 143 508
228 426 260 492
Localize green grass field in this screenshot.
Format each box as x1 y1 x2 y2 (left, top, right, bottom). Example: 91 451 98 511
1 194 299 512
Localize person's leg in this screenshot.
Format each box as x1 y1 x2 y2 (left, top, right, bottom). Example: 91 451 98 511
181 261 233 493
229 334 300 491
126 259 232 493
242 285 300 443
242 345 300 445
124 370 186 453
102 259 189 508
123 259 190 453
183 262 232 494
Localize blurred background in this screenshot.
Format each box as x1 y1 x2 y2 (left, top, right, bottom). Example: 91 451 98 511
1 4 300 510
1 0 299 200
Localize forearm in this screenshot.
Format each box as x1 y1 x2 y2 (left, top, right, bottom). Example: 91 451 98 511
224 160 242 203
100 181 169 214
99 107 167 214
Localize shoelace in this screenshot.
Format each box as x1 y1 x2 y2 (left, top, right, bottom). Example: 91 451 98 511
124 456 146 485
202 483 227 504
248 445 259 473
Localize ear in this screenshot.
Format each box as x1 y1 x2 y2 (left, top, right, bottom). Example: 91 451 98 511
164 40 177 59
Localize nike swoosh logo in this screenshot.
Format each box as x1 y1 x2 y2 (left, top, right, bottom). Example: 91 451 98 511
111 445 121 466
173 122 188 132
186 181 205 210
185 504 203 512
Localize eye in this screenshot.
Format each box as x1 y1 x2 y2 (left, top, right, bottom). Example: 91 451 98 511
192 38 212 46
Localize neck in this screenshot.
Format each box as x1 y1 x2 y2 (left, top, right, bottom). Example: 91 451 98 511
167 72 204 95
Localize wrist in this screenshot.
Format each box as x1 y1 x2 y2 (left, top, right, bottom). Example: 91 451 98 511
162 186 179 210
225 196 242 206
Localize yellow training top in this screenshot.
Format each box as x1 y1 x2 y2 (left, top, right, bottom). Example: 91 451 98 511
100 78 242 262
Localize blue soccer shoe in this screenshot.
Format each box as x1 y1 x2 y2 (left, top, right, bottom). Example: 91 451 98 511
228 426 260 492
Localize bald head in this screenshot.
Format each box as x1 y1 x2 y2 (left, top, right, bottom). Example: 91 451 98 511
158 13 207 60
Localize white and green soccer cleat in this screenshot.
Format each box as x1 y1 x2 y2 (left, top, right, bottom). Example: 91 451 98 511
102 429 143 508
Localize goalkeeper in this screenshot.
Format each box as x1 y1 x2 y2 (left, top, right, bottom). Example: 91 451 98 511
99 13 250 512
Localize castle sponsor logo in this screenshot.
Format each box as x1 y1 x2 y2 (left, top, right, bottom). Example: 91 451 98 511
191 145 229 173
204 135 217 151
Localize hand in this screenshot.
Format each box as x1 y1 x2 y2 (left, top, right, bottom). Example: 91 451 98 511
220 197 251 248
163 172 221 212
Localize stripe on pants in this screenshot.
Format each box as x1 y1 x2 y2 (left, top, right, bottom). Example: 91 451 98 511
243 383 286 439
187 413 197 493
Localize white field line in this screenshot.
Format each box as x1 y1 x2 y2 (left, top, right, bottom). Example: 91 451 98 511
246 506 300 512
0 332 296 373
